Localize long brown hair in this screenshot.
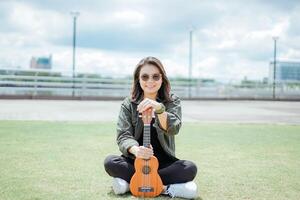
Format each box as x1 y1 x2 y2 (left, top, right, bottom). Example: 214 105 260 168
131 56 171 103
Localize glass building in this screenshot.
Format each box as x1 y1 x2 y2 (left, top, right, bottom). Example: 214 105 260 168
30 55 52 69
269 61 300 83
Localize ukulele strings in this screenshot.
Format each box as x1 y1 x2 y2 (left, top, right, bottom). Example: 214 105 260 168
144 124 151 196
144 124 150 196
141 111 154 196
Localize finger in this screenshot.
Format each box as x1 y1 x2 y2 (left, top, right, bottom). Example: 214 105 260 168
147 107 153 113
139 146 145 150
146 152 153 157
143 151 153 158
140 146 149 152
137 154 148 159
138 152 151 159
137 151 148 159
140 104 152 112
137 101 144 110
145 148 154 155
142 110 147 117
137 99 148 111
144 146 152 152
141 147 153 155
138 101 151 112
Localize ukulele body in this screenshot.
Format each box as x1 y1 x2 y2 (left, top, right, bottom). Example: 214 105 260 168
130 155 163 197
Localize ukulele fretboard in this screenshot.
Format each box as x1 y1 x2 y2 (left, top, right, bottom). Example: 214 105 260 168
143 124 151 148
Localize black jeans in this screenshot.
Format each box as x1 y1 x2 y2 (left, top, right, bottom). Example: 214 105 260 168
104 155 197 185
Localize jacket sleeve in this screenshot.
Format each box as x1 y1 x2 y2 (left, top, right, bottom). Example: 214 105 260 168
154 95 182 136
116 99 139 157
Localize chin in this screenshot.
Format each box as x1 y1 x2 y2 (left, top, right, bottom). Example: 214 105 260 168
145 89 159 95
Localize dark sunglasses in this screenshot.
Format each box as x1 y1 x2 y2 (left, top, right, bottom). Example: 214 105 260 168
140 73 162 81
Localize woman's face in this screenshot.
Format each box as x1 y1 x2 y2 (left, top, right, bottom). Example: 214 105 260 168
139 64 163 96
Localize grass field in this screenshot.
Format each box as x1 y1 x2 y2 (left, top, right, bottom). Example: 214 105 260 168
0 121 300 200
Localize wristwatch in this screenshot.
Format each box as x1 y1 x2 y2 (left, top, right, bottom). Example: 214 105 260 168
155 103 166 114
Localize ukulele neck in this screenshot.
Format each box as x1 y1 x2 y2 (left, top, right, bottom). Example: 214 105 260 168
143 124 151 148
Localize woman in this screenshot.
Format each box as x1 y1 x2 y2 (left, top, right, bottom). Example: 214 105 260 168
104 56 198 199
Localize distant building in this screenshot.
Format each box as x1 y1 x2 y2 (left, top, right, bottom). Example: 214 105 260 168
30 55 52 69
269 60 300 83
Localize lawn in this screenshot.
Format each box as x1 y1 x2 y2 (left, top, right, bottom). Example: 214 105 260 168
0 121 299 200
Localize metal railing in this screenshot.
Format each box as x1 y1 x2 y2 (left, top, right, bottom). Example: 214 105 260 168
1 72 300 100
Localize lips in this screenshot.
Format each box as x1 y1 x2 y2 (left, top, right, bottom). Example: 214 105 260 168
146 86 155 89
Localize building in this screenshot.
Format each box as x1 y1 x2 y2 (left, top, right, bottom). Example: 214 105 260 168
30 55 52 69
269 60 300 83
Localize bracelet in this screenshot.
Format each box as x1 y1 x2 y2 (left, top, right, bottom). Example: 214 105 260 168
155 103 166 114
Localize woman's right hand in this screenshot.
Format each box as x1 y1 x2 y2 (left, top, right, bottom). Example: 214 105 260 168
129 145 153 159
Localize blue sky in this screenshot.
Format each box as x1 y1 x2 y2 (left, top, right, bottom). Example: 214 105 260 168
0 0 300 81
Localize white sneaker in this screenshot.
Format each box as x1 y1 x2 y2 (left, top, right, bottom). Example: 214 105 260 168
165 181 198 199
112 178 129 195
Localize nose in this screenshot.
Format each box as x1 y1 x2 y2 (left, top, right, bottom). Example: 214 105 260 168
147 78 155 82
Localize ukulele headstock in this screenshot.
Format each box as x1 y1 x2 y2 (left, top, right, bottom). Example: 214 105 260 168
139 108 153 124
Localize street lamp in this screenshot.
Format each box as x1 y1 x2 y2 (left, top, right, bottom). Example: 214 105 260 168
272 36 279 100
70 11 80 97
188 29 193 99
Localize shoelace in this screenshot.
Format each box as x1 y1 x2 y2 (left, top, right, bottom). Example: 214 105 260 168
166 185 176 198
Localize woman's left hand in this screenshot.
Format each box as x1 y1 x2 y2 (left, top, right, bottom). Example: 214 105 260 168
137 98 161 113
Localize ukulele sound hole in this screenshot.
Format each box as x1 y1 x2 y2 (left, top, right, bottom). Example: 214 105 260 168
142 166 151 174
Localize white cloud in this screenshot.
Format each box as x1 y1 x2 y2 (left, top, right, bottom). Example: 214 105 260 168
7 2 69 41
0 0 300 82
113 10 145 26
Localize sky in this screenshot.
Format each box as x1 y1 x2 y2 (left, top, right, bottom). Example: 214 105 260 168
0 0 300 81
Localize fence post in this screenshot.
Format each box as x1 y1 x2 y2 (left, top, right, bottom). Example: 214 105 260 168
33 71 38 97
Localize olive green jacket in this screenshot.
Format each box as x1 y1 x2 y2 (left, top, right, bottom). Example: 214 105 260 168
116 94 182 159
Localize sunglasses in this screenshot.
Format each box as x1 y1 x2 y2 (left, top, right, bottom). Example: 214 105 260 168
140 73 162 81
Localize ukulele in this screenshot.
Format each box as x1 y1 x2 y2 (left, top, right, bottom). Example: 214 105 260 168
130 108 163 198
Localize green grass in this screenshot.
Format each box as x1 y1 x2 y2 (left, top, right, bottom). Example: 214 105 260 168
0 121 300 200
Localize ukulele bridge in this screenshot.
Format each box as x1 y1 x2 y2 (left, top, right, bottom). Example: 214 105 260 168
138 186 154 192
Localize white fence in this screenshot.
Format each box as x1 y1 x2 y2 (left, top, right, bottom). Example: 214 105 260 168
1 73 300 100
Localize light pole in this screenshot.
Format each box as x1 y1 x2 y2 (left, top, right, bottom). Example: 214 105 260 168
272 36 278 100
188 29 193 99
70 11 80 97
